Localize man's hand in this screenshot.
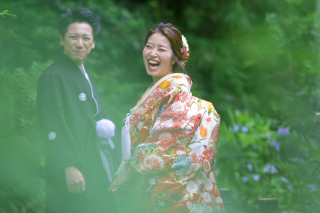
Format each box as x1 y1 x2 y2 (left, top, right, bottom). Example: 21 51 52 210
65 166 86 193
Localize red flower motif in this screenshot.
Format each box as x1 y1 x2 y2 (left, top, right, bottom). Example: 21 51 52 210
164 158 175 165
203 159 211 172
180 48 191 63
141 155 164 171
199 151 207 164
205 145 216 161
190 151 200 163
136 150 146 163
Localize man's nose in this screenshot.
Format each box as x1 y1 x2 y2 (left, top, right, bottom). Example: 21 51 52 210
75 38 83 48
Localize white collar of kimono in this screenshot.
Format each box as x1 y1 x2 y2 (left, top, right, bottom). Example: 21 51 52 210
130 73 191 114
78 63 100 117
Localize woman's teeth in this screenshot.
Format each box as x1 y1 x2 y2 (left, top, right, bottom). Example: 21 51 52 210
148 60 160 67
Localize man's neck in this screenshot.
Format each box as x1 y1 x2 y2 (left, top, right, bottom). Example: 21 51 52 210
76 61 84 68
63 51 84 68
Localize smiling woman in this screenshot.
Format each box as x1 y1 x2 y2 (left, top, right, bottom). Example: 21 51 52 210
110 23 225 213
143 23 186 81
143 33 175 82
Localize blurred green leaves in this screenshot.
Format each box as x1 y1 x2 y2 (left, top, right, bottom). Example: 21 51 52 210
0 10 16 17
1 0 320 212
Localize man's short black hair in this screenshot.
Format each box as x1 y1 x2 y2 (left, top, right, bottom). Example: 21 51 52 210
59 8 100 39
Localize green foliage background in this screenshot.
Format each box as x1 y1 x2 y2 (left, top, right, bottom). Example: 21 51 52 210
0 0 320 212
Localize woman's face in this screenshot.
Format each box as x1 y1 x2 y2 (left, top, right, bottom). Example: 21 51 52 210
143 32 175 82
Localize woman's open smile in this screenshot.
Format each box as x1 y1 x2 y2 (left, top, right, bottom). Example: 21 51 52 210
143 32 175 82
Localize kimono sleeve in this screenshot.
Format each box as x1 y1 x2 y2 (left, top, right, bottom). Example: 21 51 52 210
209 116 220 148
129 84 193 175
37 72 82 177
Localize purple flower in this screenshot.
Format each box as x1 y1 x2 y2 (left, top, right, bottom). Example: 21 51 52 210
242 177 249 182
281 177 288 182
308 184 317 191
247 164 253 172
263 165 278 174
241 126 248 132
278 128 290 135
270 166 278 174
250 174 260 181
270 140 280 152
293 158 303 162
233 124 241 133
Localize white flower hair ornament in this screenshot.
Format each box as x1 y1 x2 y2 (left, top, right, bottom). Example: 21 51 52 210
181 35 191 63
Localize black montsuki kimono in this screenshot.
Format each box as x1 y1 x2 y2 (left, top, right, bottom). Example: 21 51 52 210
37 53 119 213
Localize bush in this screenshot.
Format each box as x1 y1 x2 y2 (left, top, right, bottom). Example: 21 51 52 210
0 61 51 213
216 110 320 213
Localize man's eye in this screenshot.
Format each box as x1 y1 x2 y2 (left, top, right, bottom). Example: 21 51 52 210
84 37 90 41
159 49 165 52
71 36 77 39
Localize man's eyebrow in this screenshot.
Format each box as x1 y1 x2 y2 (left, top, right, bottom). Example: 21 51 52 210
67 33 92 37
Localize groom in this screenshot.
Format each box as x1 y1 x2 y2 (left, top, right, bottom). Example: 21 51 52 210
37 8 119 213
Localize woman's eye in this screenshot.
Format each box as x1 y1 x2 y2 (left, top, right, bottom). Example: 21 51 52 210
84 37 90 41
71 36 77 39
146 45 152 48
159 49 165 52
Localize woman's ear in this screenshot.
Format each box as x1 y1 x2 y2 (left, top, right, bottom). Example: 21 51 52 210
171 57 176 65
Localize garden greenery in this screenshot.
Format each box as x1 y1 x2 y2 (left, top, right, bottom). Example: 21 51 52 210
0 0 319 212
217 110 320 212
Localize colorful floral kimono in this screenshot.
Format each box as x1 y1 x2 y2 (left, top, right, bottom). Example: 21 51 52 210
116 74 225 213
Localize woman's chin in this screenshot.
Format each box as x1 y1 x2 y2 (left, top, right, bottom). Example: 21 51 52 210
146 69 160 77
145 67 173 81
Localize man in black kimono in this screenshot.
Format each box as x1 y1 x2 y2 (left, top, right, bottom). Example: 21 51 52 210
37 8 119 213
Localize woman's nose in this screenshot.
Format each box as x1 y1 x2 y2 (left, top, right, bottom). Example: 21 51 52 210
150 49 158 57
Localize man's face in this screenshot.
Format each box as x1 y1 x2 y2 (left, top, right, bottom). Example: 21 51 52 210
60 22 95 66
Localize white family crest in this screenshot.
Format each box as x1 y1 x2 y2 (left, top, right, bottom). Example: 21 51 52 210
79 93 86 101
48 132 56 140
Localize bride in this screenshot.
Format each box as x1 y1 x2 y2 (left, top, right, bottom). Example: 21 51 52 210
110 22 225 213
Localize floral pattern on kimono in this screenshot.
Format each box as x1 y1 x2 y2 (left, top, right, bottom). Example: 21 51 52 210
117 74 225 213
